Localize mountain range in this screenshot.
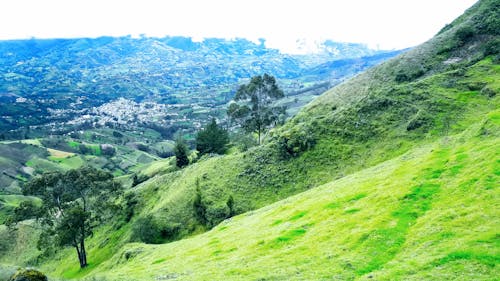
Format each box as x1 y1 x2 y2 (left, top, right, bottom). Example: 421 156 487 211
0 0 498 280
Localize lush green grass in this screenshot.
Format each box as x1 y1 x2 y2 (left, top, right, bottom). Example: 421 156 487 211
76 117 498 280
0 1 498 279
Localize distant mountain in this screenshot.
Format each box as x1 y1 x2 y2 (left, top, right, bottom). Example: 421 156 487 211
0 36 399 140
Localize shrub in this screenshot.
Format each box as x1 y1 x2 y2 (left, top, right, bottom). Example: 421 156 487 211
205 203 231 228
123 192 138 222
9 269 47 281
455 26 475 46
276 126 316 159
131 173 149 187
131 215 162 244
131 215 180 244
136 143 149 152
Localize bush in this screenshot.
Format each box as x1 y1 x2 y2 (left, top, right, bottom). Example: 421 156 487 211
100 144 116 157
276 126 316 159
131 173 149 187
205 203 231 228
455 26 475 46
131 215 162 244
131 215 180 244
136 143 149 152
123 192 138 222
9 269 47 281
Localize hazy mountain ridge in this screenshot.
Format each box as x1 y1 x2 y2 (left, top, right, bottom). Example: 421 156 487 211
0 36 398 140
0 0 498 280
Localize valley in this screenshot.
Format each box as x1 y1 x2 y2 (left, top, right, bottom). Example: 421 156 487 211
0 0 498 280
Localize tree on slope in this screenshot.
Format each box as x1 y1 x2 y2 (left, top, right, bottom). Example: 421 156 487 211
227 74 286 144
174 136 189 168
196 118 229 155
20 166 122 268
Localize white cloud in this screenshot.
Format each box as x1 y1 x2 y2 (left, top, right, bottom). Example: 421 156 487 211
0 0 478 52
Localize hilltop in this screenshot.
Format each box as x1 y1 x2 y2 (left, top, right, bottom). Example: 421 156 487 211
0 0 498 280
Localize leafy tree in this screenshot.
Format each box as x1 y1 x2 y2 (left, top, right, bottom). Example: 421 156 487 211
195 118 229 155
227 74 286 144
19 167 122 268
174 136 189 168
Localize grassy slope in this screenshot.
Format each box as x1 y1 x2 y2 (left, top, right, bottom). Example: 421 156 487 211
0 0 498 279
88 111 499 280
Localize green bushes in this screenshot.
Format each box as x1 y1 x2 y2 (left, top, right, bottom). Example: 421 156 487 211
275 125 316 159
455 26 476 46
131 215 180 244
8 269 47 281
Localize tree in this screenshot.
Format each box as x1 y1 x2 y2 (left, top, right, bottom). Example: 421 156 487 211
227 74 286 144
195 118 229 155
20 166 121 268
174 136 189 168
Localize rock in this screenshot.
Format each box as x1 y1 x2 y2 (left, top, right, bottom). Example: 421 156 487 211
9 269 47 281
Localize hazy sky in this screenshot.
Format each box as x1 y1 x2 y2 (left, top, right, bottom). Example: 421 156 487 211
0 0 478 53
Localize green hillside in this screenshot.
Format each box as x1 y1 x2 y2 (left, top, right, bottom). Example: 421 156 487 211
0 0 498 280
72 112 500 280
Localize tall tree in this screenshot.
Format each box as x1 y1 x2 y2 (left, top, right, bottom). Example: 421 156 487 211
196 118 229 155
227 74 285 144
174 136 189 168
20 167 121 268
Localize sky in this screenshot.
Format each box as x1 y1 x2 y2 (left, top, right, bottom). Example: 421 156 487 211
0 0 478 53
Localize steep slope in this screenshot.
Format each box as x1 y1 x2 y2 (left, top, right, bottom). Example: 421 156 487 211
115 0 499 245
72 111 500 280
0 0 498 279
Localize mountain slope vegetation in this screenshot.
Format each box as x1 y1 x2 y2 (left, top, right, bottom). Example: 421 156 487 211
0 0 498 280
77 112 500 280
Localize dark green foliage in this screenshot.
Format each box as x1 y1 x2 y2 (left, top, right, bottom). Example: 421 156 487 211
112 131 123 138
275 126 316 158
482 38 500 61
136 143 149 152
123 192 139 222
196 118 229 155
131 215 180 244
131 215 162 244
205 202 231 228
131 173 149 187
193 180 207 225
406 111 432 131
8 269 47 281
78 144 90 154
395 69 425 83
20 166 122 268
227 74 286 144
100 144 116 157
455 26 476 46
227 195 235 217
5 201 40 227
41 137 76 153
174 137 189 168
